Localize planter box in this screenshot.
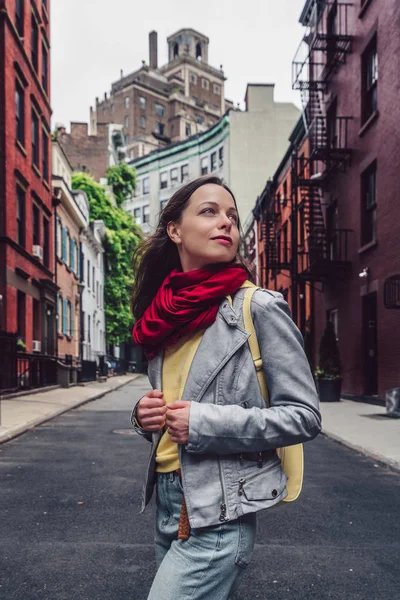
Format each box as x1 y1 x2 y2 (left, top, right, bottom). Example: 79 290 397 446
316 377 342 402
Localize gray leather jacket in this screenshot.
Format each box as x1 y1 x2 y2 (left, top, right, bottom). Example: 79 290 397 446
131 288 321 528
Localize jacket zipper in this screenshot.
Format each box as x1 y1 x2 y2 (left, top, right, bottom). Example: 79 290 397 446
218 457 229 522
236 456 281 496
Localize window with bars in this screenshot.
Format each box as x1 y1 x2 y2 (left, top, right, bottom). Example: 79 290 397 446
31 14 39 72
17 185 26 247
361 161 377 246
32 110 39 167
15 80 25 145
362 35 378 123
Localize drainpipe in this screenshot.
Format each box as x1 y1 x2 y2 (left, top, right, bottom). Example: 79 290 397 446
52 190 62 358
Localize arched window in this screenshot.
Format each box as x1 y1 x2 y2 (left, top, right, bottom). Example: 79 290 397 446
173 43 179 58
196 43 202 61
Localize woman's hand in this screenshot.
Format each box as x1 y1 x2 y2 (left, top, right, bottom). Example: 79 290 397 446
137 389 167 432
166 401 191 444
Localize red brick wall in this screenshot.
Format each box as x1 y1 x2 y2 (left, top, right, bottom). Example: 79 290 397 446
58 123 109 182
0 0 54 351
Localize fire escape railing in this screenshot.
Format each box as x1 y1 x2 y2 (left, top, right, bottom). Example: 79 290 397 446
292 2 353 92
298 227 352 279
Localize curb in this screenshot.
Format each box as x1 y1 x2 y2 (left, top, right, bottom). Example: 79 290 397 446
321 429 400 473
0 374 143 446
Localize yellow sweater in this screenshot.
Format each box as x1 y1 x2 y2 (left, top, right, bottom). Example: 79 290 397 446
156 330 204 473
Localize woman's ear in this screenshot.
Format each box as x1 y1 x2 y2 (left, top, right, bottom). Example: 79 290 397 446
167 221 181 245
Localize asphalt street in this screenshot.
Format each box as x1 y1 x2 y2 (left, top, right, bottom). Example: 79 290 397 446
0 376 399 600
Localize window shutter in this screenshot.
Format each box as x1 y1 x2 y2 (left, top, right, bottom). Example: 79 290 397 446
69 302 74 337
70 239 75 272
77 245 81 280
62 298 68 334
62 226 66 262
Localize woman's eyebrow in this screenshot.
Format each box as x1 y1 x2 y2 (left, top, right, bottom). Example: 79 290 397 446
198 201 238 213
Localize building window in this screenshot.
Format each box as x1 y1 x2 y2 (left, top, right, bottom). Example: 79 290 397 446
32 204 40 247
143 204 150 224
218 146 224 167
16 0 24 36
43 217 49 267
87 260 90 289
156 122 165 135
124 96 129 109
211 152 217 171
140 96 146 110
17 291 26 338
42 130 49 182
32 109 39 168
202 78 209 89
15 80 25 145
134 180 141 197
88 314 91 344
160 199 168 211
143 177 149 195
361 161 377 246
68 301 74 337
92 266 95 295
282 223 288 264
96 281 99 306
283 180 288 206
70 238 75 272
62 298 68 335
133 207 142 224
124 115 129 129
362 35 378 123
42 42 48 93
190 73 197 84
56 218 62 257
17 185 25 247
57 296 62 334
140 116 146 129
160 171 168 189
155 103 165 117
185 123 191 137
171 168 178 185
201 156 208 175
181 164 189 182
31 14 39 72
213 84 221 95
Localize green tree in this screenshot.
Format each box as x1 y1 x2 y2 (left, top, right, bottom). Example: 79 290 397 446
106 163 136 207
72 172 143 345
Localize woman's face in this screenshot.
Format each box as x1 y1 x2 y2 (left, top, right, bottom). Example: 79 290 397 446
167 184 240 272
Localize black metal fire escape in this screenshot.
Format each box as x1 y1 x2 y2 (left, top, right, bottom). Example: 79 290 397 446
289 0 354 283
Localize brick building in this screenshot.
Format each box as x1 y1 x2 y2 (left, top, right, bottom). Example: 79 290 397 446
56 122 126 183
255 0 400 400
52 141 86 361
0 0 57 354
92 29 232 161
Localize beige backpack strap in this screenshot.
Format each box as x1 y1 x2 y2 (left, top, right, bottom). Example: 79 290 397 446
243 287 270 407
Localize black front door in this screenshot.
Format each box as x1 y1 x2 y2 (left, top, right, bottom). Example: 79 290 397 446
362 292 378 395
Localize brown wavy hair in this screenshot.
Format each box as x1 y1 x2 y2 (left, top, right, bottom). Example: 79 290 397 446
131 175 256 320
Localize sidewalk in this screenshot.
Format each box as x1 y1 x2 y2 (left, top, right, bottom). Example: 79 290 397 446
321 398 400 471
0 374 142 445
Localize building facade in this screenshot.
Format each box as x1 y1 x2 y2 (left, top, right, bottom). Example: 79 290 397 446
80 220 106 364
0 0 57 354
124 84 300 233
92 29 232 161
52 142 86 361
257 0 400 400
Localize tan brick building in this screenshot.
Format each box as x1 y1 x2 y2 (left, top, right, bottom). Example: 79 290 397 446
92 29 233 161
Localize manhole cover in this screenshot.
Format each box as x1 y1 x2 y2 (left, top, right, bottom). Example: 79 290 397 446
113 429 136 436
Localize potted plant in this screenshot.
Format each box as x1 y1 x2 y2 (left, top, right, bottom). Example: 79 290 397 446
315 320 342 402
16 338 26 352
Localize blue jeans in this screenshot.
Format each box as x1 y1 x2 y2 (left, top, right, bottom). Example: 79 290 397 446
147 471 257 600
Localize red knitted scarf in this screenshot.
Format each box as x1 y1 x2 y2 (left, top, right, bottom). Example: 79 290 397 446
132 263 248 359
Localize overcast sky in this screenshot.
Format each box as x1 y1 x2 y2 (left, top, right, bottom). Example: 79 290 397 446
51 0 307 129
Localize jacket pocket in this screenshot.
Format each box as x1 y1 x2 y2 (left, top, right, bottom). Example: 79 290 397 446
238 461 288 502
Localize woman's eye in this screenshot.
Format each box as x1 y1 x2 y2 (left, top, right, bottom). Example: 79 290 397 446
201 208 214 214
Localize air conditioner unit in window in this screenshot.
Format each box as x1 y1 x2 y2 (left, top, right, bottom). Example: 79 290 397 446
32 340 41 353
32 245 43 259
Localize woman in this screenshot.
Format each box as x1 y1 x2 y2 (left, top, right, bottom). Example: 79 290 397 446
130 175 321 599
